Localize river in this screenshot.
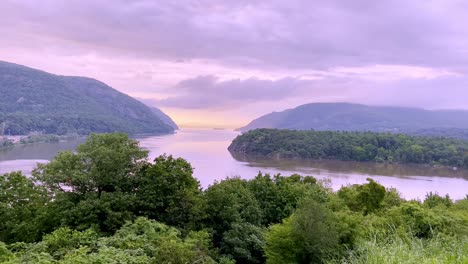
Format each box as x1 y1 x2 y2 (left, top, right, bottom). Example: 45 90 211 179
1 128 467 200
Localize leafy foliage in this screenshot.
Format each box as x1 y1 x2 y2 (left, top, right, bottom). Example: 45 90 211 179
0 172 48 243
230 128 468 168
247 173 319 225
2 218 215 263
134 154 204 229
265 199 341 264
33 133 148 196
1 132 467 263
204 178 263 245
338 179 386 214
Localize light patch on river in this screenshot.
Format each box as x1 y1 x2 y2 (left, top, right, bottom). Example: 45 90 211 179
1 129 467 200
0 159 48 176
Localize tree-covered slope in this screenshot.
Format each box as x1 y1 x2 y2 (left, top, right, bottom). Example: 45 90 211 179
238 103 468 138
0 61 174 135
150 107 179 129
229 128 468 168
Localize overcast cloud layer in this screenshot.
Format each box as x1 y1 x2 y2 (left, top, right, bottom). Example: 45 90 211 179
1 0 468 127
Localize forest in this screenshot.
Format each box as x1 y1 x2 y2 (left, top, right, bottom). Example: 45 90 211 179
0 61 174 135
229 129 468 168
0 135 69 150
0 138 13 148
0 133 467 263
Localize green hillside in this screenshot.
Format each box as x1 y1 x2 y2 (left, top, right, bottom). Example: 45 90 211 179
0 61 174 135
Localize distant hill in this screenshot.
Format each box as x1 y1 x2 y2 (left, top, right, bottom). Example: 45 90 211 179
238 103 468 139
150 107 178 130
0 61 175 135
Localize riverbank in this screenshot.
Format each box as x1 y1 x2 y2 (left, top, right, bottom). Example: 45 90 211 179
0 134 83 149
1 129 467 200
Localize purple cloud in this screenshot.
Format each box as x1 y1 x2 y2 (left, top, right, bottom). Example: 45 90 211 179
1 0 468 126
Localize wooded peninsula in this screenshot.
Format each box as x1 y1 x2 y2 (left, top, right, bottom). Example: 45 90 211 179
229 129 468 168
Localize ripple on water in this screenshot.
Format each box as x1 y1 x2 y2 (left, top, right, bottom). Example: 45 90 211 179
0 159 49 176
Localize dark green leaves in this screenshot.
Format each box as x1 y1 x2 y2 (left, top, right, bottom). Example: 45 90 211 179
229 129 468 168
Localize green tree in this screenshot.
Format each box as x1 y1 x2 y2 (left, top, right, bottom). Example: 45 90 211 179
265 198 341 264
204 178 263 246
0 172 48 243
338 178 386 214
31 133 147 234
356 178 386 214
33 133 148 197
229 129 468 168
0 242 13 262
134 154 204 229
220 222 265 264
6 218 215 263
247 173 318 226
423 192 452 208
100 218 214 263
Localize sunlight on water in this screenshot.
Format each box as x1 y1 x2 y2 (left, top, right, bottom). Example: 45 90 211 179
1 129 467 200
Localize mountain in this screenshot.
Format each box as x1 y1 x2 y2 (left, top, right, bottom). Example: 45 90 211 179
238 103 468 138
0 61 174 135
150 107 178 130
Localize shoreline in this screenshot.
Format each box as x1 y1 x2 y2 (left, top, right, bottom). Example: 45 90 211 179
0 134 84 149
229 151 467 177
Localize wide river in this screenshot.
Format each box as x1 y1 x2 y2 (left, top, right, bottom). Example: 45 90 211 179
1 129 467 200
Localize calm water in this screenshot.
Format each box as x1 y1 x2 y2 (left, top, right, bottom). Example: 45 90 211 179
1 129 467 200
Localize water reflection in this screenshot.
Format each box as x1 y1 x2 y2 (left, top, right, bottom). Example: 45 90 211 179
230 153 468 180
0 139 85 161
0 129 467 200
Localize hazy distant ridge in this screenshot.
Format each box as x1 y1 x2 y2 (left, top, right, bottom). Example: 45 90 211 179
238 103 468 138
0 61 175 135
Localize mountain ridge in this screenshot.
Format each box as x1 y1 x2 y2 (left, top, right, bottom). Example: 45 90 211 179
0 60 175 135
150 107 179 130
238 103 468 139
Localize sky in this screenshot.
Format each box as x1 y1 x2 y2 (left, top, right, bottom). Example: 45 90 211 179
1 0 468 128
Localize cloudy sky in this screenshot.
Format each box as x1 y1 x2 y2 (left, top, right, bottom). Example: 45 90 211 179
1 0 468 127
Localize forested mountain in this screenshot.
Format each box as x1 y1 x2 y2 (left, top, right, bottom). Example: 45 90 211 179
238 103 468 139
0 61 174 135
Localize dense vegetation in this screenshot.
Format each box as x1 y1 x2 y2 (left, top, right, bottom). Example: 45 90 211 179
0 61 175 135
238 103 468 140
0 135 77 149
229 129 468 168
18 134 62 144
0 133 467 263
0 138 13 148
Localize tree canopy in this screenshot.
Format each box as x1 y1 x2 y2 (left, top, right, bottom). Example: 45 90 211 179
229 128 468 168
1 132 467 263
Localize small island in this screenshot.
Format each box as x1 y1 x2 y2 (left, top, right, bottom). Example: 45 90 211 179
228 128 468 168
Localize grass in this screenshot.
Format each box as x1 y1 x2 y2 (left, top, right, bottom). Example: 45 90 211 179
329 233 468 264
